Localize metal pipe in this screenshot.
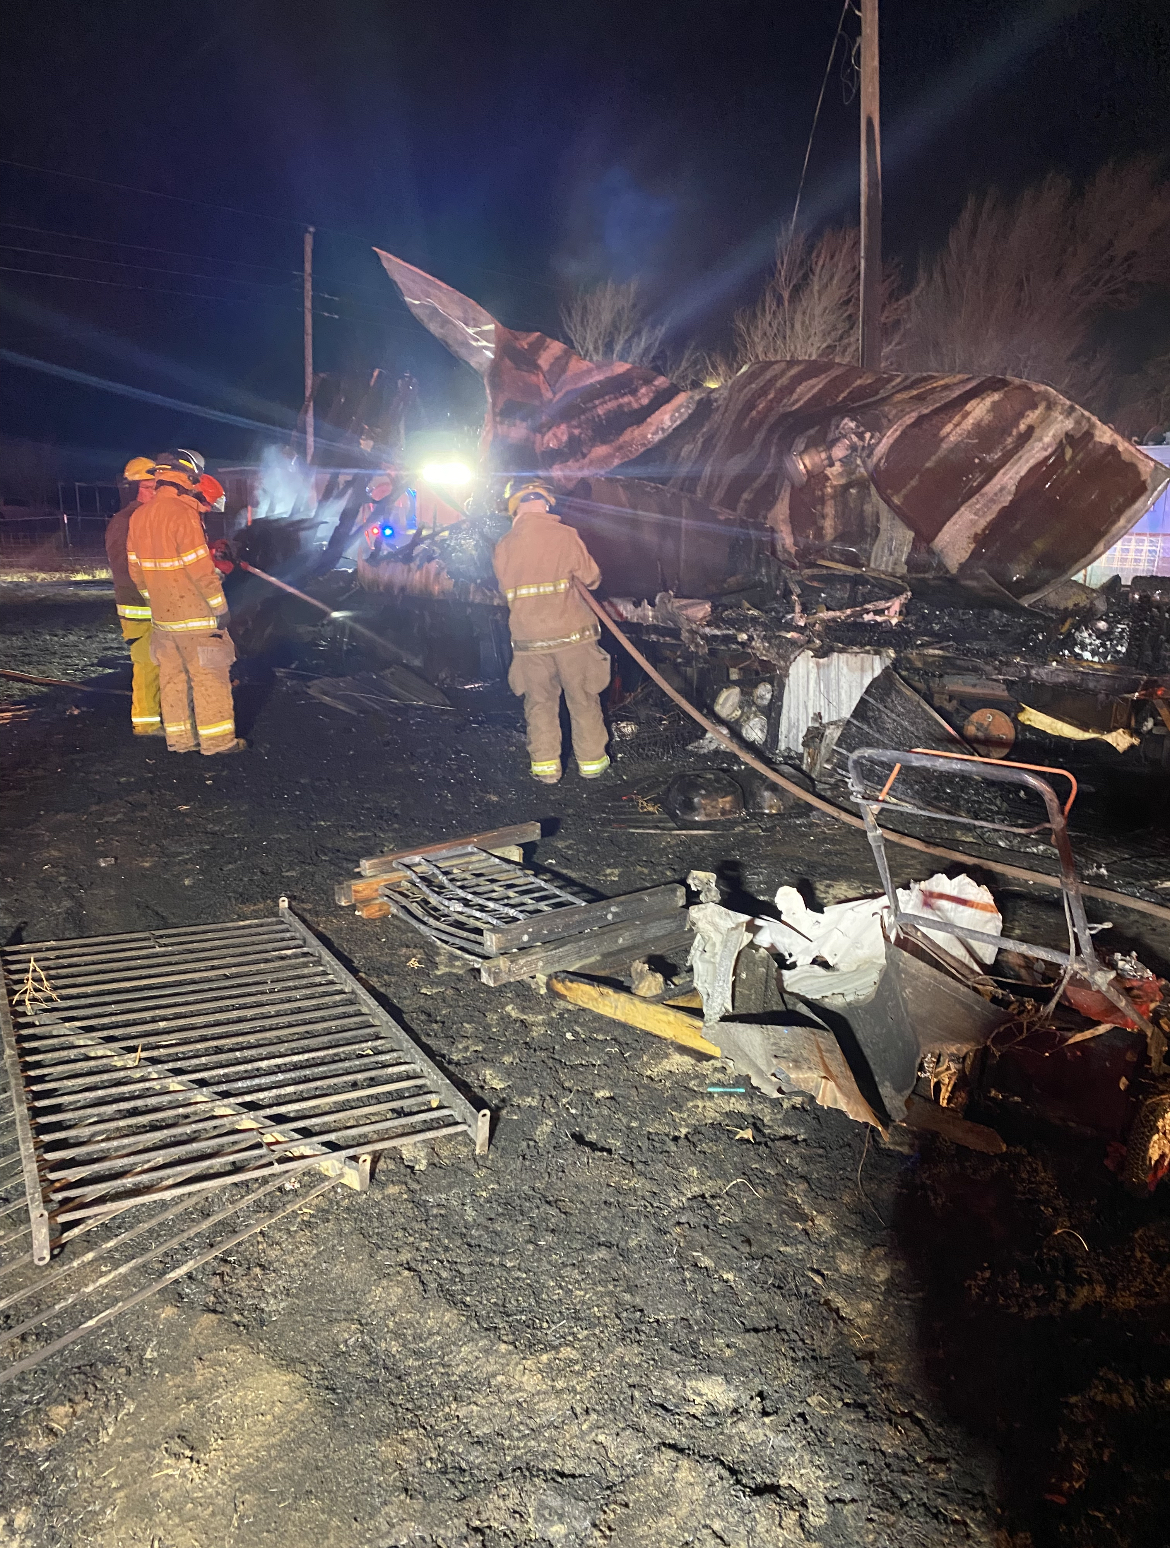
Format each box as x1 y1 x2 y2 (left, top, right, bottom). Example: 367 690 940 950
19 976 331 1028
57 1061 421 1142
53 1119 467 1207
3 918 281 959
33 1050 419 1129
31 1051 418 1133
0 954 50 1264
0 1194 205 1316
24 1009 374 1075
9 937 302 985
847 746 1154 1037
44 1089 442 1183
42 1076 432 1164
19 983 350 1044
18 948 315 996
20 968 332 1027
50 1119 471 1219
29 1026 404 1099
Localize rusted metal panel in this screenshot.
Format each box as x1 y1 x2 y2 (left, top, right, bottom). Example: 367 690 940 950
376 253 1170 601
375 250 698 473
557 477 765 599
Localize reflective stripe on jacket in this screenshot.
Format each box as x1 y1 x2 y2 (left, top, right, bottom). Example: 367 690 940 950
491 507 601 652
127 491 227 633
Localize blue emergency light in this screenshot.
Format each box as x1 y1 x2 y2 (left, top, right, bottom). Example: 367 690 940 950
381 524 395 539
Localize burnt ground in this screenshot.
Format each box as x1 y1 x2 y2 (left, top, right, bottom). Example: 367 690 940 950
3 581 1170 1548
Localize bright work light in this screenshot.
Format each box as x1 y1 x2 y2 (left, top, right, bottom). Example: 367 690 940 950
420 460 472 488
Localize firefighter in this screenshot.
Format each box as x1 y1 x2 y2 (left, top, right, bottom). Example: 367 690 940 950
106 456 162 735
127 451 244 756
492 478 611 783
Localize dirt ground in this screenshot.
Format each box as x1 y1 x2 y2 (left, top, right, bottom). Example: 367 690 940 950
3 581 1170 1548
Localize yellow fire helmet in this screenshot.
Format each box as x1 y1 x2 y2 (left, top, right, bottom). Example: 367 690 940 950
122 455 156 483
503 477 557 518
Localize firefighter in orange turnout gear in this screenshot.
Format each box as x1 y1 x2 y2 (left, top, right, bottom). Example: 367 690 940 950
106 456 162 735
492 479 611 784
127 452 243 755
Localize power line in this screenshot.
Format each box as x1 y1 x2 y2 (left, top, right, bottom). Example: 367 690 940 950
0 244 301 289
0 346 296 434
0 265 308 307
0 266 413 334
0 160 558 294
789 0 853 236
0 221 302 275
0 158 305 228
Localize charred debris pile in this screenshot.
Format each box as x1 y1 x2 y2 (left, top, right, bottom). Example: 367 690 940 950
354 524 1170 802
604 566 1170 787
342 250 1170 810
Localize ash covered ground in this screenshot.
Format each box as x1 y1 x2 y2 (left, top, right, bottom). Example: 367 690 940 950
3 582 1170 1548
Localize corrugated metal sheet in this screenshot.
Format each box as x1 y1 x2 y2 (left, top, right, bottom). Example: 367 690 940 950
376 253 1170 602
775 649 893 756
375 251 698 473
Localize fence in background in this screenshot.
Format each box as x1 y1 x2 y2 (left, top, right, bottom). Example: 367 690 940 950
1079 446 1170 586
0 513 109 561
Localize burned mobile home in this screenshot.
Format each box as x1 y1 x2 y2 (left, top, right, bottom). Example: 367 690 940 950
357 252 1170 781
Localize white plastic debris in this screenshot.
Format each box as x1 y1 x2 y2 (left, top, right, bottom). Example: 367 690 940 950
686 870 750 1022
897 874 1002 971
752 891 887 1004
732 871 1003 1009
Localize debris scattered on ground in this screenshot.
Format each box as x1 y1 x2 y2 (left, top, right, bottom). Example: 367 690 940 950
662 769 744 823
304 664 451 714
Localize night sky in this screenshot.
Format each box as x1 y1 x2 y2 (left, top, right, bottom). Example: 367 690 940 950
2 0 1168 475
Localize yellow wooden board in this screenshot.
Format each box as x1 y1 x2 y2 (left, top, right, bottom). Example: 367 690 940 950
549 975 720 1056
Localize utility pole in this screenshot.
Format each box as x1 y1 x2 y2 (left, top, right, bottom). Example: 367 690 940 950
858 0 882 371
303 226 315 464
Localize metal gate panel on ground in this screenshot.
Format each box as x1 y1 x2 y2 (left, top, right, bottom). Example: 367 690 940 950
0 904 487 1265
375 844 592 959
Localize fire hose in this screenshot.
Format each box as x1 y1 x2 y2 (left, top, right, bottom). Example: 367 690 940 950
237 562 409 661
0 668 129 695
573 579 1170 928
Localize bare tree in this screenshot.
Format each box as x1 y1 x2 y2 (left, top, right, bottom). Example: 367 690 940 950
560 278 714 386
1113 351 1170 440
731 228 859 368
560 279 667 367
709 227 903 383
896 161 1170 409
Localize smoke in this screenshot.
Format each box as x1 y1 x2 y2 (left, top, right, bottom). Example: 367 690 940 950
248 444 352 548
238 439 360 566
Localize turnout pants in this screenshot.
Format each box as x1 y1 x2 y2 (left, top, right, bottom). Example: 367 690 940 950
507 639 611 779
151 629 238 755
118 616 161 735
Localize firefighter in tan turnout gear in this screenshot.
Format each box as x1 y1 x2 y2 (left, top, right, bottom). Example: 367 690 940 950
127 450 244 756
492 478 611 784
105 455 162 736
